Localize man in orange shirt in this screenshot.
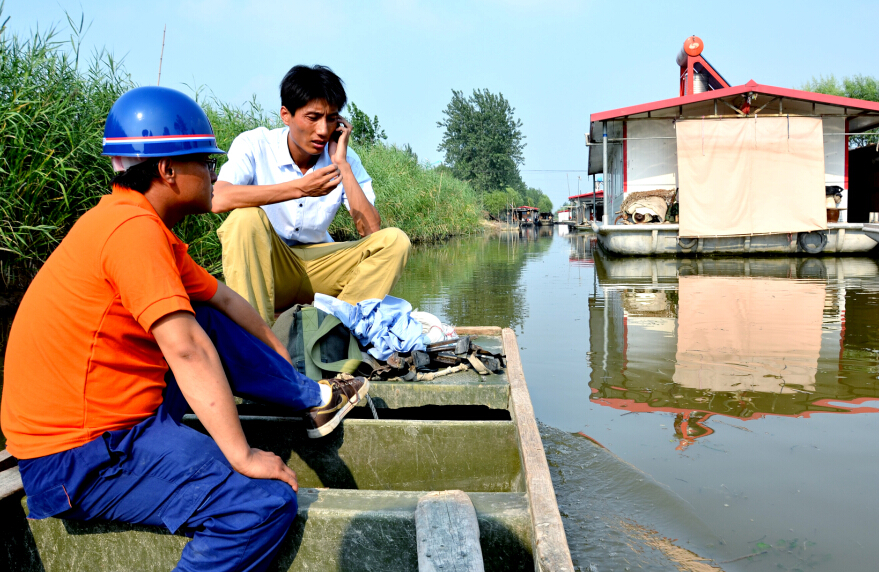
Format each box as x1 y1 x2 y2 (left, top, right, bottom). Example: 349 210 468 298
0 87 367 572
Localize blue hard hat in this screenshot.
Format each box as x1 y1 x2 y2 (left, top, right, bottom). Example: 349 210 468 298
102 86 226 157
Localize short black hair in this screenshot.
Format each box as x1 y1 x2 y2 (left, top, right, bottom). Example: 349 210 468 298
280 65 347 115
111 159 160 193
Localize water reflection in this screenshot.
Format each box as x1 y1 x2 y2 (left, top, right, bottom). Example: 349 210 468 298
589 253 879 449
568 232 596 267
391 229 553 331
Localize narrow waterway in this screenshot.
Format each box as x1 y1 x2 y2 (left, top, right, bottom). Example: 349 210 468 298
2 227 878 571
391 226 879 572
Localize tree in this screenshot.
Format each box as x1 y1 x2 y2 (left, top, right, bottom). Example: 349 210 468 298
803 74 879 147
536 195 553 213
520 186 553 212
347 101 387 147
437 89 526 195
484 187 523 218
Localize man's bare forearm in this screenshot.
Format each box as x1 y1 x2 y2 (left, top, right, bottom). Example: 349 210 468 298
151 312 299 490
211 165 342 213
211 181 300 213
208 282 293 365
152 312 252 467
339 164 381 236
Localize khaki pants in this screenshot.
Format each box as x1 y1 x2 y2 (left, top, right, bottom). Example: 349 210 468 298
218 207 411 325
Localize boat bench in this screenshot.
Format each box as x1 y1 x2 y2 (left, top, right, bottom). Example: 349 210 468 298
21 489 532 572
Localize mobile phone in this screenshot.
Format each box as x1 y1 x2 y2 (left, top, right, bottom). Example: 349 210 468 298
331 117 348 142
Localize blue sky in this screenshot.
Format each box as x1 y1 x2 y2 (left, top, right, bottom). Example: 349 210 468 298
5 0 877 207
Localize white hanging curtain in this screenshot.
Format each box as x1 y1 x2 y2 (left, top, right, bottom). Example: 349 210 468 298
676 116 827 238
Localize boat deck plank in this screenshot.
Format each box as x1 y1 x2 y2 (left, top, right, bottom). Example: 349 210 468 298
415 490 485 572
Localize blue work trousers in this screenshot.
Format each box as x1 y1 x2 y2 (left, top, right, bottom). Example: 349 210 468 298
18 306 324 572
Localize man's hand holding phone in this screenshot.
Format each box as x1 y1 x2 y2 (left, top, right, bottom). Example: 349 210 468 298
329 117 352 167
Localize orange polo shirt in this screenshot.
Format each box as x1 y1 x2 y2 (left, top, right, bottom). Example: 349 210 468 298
1 187 218 459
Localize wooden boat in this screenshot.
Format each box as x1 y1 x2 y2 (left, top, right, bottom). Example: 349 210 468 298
591 221 878 256
0 327 573 572
535 213 554 226
513 207 539 228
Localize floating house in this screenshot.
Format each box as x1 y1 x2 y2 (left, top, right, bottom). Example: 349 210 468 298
568 179 604 224
513 206 539 227
587 36 879 256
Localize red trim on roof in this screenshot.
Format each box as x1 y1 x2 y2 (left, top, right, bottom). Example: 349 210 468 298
569 191 604 200
590 81 879 123
515 206 539 210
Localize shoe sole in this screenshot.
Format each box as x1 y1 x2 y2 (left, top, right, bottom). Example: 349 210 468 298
307 378 371 438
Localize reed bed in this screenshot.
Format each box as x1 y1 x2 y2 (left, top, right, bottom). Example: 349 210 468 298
0 18 132 288
328 144 482 242
0 17 482 288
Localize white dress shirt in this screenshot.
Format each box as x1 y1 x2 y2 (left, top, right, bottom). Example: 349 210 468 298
217 126 375 245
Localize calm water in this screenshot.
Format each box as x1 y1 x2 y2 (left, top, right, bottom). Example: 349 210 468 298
391 227 879 572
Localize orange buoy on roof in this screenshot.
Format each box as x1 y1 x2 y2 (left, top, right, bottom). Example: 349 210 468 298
684 35 703 57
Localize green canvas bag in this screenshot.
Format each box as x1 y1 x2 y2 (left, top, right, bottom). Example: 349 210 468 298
271 305 362 380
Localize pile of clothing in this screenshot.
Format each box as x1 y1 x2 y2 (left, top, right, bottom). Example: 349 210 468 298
313 294 504 381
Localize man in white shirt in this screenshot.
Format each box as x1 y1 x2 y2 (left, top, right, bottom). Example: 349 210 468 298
213 65 410 324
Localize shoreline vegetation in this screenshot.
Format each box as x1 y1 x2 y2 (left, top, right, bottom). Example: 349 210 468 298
0 14 483 290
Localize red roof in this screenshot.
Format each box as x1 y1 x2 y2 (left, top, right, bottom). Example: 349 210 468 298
590 79 879 123
569 191 604 200
515 205 539 210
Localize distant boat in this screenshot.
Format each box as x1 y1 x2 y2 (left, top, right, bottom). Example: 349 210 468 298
513 206 539 227
535 212 554 226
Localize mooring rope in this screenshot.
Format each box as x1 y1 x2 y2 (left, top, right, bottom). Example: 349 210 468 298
365 394 379 420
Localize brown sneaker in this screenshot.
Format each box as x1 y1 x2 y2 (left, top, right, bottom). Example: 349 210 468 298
306 376 370 438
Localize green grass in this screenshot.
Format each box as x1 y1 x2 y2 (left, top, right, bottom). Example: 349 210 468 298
328 144 483 242
0 13 482 288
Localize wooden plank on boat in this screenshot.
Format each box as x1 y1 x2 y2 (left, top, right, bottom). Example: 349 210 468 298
502 328 574 572
457 326 503 336
0 466 24 501
416 490 485 572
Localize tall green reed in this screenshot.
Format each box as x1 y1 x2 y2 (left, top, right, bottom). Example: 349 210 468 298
0 10 482 288
0 12 132 288
329 144 483 242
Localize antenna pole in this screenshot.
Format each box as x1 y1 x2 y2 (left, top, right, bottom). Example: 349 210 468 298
157 25 166 86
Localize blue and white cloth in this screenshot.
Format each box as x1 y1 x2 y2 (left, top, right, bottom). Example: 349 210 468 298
314 294 428 360
217 126 374 245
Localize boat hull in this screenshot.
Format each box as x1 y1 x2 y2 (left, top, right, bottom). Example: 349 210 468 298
592 222 878 256
1 328 573 572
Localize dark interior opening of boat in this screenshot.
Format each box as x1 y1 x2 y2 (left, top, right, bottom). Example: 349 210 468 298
847 144 879 222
